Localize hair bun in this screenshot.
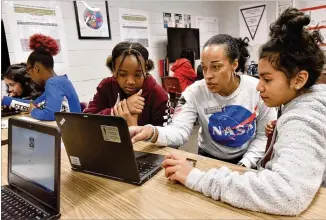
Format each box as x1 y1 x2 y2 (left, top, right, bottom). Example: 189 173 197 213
29 34 59 56
270 7 310 42
235 37 250 59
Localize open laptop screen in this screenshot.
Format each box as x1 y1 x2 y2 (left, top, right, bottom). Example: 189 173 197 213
11 125 55 193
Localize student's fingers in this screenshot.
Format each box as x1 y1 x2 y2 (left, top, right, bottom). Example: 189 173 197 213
118 101 125 115
267 124 274 130
113 105 118 116
164 153 173 160
164 165 178 178
168 173 179 183
266 127 273 133
114 102 121 116
136 89 143 96
137 99 145 106
132 108 143 114
170 153 187 161
162 158 179 168
134 104 144 111
137 96 145 102
121 99 130 114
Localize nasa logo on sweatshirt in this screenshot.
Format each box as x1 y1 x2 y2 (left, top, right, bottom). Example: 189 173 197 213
208 105 257 148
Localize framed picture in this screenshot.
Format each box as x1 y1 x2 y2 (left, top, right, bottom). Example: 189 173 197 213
73 1 111 39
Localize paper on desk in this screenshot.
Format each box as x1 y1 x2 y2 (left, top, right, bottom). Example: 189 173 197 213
1 120 8 129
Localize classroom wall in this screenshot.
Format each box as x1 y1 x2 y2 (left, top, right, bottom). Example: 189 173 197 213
294 0 326 8
2 0 220 102
217 1 278 63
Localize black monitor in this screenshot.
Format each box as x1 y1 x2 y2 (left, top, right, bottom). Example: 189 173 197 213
1 19 11 75
167 27 200 62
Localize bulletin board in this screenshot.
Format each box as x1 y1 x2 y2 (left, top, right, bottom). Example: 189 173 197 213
300 5 326 50
4 1 69 74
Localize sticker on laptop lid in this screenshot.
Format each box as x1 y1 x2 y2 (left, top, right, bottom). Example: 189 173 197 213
59 118 65 125
70 156 81 166
101 125 121 143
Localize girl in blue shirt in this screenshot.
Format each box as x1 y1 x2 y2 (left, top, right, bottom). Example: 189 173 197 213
2 34 81 120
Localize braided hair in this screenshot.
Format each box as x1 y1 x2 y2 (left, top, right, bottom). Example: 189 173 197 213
27 34 59 69
2 63 44 99
106 42 154 78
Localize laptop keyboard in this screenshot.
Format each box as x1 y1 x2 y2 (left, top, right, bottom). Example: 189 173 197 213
1 187 49 220
136 161 158 178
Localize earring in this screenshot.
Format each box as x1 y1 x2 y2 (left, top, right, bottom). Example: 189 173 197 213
295 86 300 90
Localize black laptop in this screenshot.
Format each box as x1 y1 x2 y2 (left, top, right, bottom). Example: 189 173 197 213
1 118 61 220
1 106 20 117
55 112 164 185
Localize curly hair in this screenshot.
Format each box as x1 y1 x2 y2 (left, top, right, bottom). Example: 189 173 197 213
2 63 44 99
259 7 325 88
204 34 250 73
106 42 154 78
27 34 60 69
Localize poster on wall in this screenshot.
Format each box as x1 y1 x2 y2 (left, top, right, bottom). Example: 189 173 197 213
196 16 218 46
239 4 267 45
300 5 326 50
184 14 191 28
163 12 173 28
6 2 63 62
73 1 111 39
174 13 184 28
119 8 150 47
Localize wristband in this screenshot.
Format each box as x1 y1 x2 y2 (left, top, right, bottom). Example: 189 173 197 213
144 124 157 143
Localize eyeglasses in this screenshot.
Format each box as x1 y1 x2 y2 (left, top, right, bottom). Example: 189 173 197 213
25 66 34 74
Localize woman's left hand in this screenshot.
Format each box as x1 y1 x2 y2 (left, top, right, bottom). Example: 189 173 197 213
161 153 194 185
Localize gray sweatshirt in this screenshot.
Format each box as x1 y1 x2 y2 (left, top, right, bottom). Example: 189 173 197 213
156 75 277 168
185 84 326 215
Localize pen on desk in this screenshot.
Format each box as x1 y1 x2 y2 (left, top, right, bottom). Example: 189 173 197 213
186 158 197 167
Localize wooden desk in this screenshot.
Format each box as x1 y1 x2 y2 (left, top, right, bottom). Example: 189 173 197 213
2 142 326 219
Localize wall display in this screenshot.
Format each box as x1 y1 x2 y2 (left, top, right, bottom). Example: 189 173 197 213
74 1 111 39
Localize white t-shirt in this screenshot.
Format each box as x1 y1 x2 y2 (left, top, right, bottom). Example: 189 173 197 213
156 75 277 168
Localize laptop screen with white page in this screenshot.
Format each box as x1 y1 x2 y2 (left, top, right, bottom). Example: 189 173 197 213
11 125 55 193
5 118 61 215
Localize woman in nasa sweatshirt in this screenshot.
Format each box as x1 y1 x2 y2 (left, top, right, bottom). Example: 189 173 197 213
130 34 277 169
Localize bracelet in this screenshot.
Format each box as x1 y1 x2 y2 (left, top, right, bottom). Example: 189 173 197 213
144 124 157 143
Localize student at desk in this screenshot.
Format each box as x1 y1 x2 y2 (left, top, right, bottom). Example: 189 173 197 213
130 34 276 169
1 34 81 120
83 42 168 127
171 48 197 92
2 63 43 100
1 63 43 114
159 8 325 216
